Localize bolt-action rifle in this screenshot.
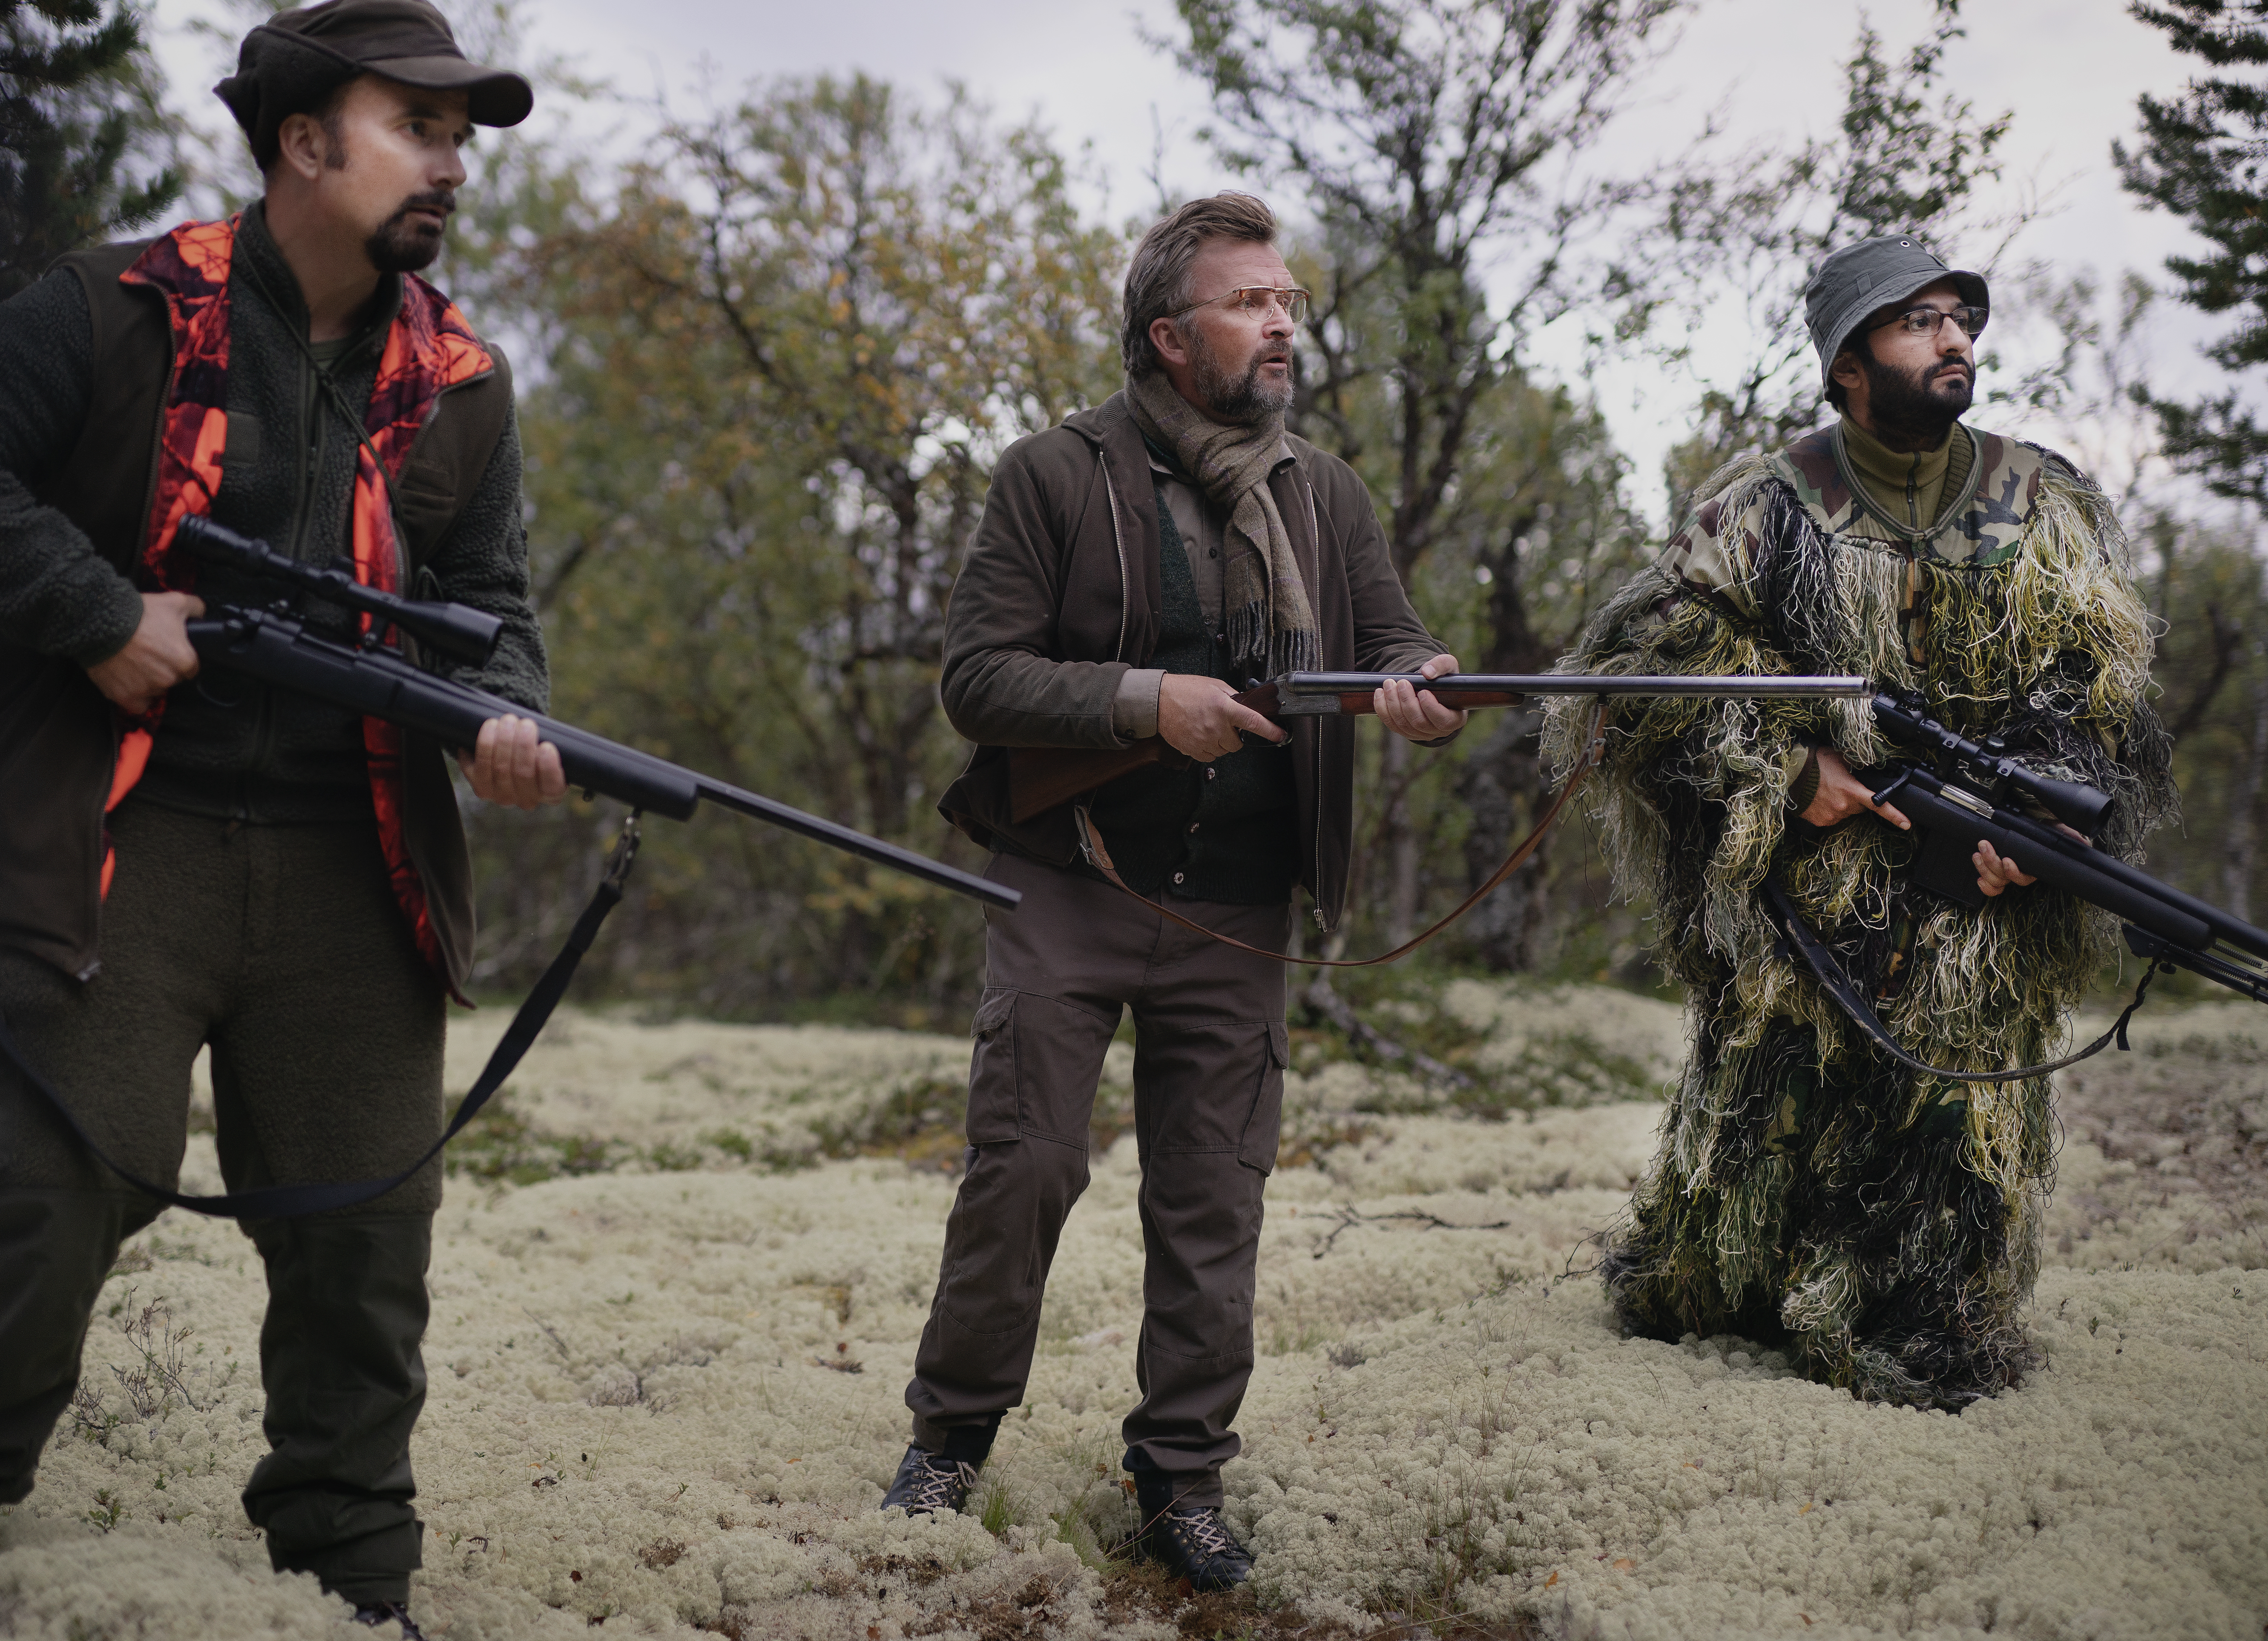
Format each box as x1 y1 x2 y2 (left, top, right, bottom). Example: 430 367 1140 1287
1006 669 1876 824
0 515 1018 1228
174 514 1015 911
1764 689 2268 1082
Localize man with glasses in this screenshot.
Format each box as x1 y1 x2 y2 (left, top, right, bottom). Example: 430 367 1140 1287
1543 236 2172 1410
899 192 1465 1586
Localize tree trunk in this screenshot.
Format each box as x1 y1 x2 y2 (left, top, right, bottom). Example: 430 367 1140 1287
2223 639 2268 924
1456 706 1546 971
1380 733 1419 948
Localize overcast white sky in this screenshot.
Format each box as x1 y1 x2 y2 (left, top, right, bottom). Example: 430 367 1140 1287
152 0 2246 526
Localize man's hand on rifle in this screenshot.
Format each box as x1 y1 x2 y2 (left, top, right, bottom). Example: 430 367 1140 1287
1972 840 2037 898
1376 654 1470 743
86 591 205 715
457 714 568 810
1802 746 1912 832
1159 674 1288 762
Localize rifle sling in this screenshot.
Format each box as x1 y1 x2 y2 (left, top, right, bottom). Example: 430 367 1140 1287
1069 704 1607 968
1762 876 2166 1084
0 815 644 1221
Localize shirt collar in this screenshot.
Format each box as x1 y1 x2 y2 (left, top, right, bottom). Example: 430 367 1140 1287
1839 412 1955 492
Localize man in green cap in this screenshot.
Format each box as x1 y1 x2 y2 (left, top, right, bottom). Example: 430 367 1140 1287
0 3 556 1630
1544 236 2175 1409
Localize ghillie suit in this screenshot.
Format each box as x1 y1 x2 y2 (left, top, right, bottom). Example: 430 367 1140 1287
1542 425 2175 1410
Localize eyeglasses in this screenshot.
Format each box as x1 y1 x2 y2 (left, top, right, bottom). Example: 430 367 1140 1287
1871 304 1989 340
1170 285 1313 326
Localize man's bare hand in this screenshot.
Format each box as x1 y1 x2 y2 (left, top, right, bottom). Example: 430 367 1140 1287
1376 653 1468 743
1973 840 2036 898
1801 745 1911 831
85 591 204 715
1159 673 1286 762
456 714 567 809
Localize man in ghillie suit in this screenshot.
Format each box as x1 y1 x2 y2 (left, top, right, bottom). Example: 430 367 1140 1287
1543 237 2175 1410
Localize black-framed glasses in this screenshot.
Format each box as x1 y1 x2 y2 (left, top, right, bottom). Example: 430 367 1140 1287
1170 285 1313 326
1872 304 1989 340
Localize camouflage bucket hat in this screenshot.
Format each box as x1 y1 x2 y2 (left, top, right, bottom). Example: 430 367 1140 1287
1805 236 1989 388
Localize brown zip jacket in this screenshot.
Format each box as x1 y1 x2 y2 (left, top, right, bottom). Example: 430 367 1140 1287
936 390 1444 932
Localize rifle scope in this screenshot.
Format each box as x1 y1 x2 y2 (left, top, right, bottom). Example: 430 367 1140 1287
176 514 502 667
1872 692 2113 838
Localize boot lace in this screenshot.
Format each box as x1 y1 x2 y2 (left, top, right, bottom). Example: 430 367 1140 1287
901 1453 977 1512
1168 1505 1237 1559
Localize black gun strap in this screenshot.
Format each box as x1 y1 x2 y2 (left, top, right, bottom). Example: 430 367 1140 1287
0 817 642 1221
1762 877 2165 1085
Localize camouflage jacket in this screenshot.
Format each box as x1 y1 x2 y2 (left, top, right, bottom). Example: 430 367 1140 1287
1665 421 2065 631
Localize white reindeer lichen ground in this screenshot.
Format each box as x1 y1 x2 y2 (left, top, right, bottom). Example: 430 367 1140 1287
2 984 2262 1639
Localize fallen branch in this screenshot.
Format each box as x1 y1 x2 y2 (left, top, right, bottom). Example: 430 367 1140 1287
1300 972 1472 1090
1310 1204 1519 1259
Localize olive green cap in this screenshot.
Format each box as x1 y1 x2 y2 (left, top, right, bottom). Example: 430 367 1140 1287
1805 236 1988 389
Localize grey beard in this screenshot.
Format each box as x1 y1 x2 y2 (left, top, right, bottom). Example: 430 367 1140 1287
1863 350 1972 449
1184 322 1294 425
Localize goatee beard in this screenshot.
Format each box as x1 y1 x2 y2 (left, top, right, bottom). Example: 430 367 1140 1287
1185 323 1294 425
365 192 454 275
1863 350 1971 450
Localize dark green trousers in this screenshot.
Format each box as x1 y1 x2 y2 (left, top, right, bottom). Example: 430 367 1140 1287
0 799 445 1605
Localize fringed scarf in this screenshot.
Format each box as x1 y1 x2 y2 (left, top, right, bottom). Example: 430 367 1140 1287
1125 371 1318 678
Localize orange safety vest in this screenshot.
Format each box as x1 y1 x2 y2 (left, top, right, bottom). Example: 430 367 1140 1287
110 215 494 989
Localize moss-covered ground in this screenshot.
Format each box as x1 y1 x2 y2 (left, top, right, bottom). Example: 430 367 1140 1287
2 984 2262 1639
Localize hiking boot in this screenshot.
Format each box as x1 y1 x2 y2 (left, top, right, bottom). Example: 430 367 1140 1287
880 1444 978 1516
352 1601 426 1638
1135 1500 1253 1592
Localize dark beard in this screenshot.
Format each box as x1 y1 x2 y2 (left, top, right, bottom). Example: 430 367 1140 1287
1184 322 1294 424
1862 348 1972 449
365 192 454 274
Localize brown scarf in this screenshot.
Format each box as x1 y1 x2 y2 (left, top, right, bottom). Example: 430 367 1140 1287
1125 372 1318 679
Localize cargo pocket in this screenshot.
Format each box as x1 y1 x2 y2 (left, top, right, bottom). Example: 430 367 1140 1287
965 990 1020 1144
1237 1023 1290 1174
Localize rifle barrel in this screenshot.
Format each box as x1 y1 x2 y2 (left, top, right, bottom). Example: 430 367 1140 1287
187 611 1018 912
1276 672 1871 714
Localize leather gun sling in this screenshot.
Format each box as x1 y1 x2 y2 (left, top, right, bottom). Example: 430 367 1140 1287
1069 705 1607 968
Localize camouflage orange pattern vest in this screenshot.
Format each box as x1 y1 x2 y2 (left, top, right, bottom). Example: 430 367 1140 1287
115 217 494 985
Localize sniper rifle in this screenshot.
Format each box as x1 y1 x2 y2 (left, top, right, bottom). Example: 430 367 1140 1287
1765 689 2268 1082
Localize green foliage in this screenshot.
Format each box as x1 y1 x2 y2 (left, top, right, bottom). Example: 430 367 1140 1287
2136 514 2268 926
459 76 1126 1010
1642 0 2016 510
2116 0 2268 507
1161 0 1669 970
0 0 180 295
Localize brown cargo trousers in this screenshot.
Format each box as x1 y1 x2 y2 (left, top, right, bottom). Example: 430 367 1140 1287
0 799 446 1606
905 852 1289 1506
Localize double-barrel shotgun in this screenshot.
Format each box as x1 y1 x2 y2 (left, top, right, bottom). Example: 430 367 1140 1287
1005 671 1874 823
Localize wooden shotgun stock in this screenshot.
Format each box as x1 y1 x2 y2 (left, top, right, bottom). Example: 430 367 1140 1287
1004 672 1871 824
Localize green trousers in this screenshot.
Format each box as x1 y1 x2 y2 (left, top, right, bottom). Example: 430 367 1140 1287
0 799 446 1605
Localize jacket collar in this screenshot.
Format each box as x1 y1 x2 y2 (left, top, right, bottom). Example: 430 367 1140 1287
236 200 403 364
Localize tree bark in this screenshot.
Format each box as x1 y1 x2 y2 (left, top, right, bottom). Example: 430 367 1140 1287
2223 638 2268 924
1380 733 1418 949
1457 706 1546 971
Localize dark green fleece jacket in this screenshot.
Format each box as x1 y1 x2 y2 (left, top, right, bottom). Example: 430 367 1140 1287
0 204 546 822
